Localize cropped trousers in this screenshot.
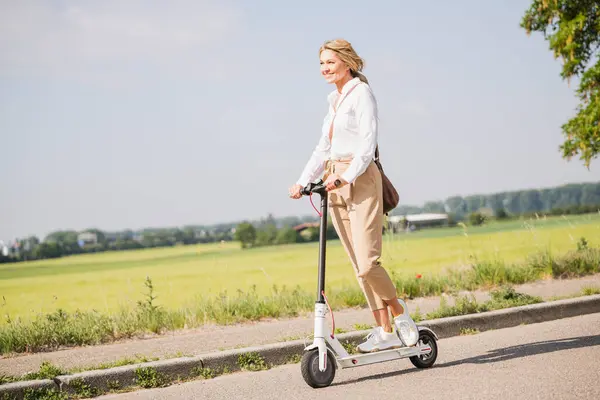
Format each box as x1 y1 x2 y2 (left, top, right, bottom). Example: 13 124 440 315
325 158 398 311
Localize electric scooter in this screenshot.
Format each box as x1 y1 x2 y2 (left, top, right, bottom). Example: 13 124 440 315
299 179 439 388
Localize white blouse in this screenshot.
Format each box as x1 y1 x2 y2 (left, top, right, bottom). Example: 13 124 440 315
296 77 379 187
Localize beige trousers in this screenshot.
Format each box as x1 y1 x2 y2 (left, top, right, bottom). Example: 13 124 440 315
325 159 398 311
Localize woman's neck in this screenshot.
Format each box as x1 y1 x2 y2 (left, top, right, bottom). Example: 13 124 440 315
335 74 353 93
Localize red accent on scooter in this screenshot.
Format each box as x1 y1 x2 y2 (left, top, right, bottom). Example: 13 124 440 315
322 290 335 338
309 194 322 217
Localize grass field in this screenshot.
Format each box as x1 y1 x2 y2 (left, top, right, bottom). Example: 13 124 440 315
1 213 599 325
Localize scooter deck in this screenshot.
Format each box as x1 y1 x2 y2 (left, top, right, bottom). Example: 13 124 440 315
336 343 432 369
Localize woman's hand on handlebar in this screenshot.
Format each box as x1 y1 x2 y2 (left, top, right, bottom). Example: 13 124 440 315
324 174 347 191
288 184 303 199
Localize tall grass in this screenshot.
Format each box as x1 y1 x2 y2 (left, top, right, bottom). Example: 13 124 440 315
0 246 598 355
425 286 543 319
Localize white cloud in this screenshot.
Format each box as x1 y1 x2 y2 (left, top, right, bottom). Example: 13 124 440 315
0 0 242 80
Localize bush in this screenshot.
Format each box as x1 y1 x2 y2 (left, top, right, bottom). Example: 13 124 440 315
495 208 509 220
552 248 600 278
469 212 486 226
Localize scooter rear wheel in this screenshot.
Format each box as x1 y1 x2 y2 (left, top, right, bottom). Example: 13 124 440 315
409 331 438 368
301 348 336 388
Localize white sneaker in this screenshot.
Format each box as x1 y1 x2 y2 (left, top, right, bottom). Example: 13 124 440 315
356 327 403 353
394 299 419 347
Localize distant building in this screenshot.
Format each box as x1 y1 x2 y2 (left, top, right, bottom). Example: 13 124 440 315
292 222 320 233
77 232 98 246
388 213 449 232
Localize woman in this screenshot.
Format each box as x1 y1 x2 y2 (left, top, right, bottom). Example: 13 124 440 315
288 39 419 353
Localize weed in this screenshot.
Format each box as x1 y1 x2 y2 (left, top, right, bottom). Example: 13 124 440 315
426 295 481 319
411 307 423 323
22 361 66 380
0 374 17 385
70 378 100 398
237 352 267 371
352 323 372 331
341 340 358 355
334 327 347 334
582 286 600 295
106 380 121 390
191 366 215 379
71 354 159 373
135 366 167 388
460 328 480 335
23 388 68 400
285 354 302 364
577 237 589 251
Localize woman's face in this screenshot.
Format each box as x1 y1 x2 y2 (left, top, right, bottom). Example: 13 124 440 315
320 49 350 85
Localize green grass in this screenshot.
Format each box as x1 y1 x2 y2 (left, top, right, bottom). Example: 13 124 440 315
1 213 598 323
0 214 598 354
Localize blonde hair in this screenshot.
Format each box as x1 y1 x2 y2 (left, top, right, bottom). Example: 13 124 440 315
319 39 369 84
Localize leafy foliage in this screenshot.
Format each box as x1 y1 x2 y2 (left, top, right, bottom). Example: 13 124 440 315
521 0 600 167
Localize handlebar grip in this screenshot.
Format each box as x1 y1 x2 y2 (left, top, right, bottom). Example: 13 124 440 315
301 180 326 196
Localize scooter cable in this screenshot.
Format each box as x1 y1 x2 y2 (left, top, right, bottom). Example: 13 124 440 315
309 194 322 217
322 290 335 339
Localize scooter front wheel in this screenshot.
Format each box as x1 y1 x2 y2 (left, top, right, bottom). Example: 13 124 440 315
300 348 336 388
409 330 438 368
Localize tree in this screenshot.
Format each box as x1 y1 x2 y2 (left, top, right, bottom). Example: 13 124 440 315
495 208 509 220
423 201 445 213
256 224 278 247
33 242 62 259
275 227 299 245
521 0 599 168
234 222 257 249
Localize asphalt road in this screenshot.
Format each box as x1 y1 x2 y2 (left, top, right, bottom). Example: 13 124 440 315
99 312 600 400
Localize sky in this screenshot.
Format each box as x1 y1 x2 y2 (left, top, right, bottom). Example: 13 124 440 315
1 0 599 241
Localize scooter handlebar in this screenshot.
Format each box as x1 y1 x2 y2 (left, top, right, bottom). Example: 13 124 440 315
300 179 341 196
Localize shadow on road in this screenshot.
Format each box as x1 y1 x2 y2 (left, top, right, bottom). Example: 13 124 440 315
438 334 600 368
333 334 600 387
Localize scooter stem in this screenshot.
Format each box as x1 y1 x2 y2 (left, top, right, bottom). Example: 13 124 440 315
316 191 328 304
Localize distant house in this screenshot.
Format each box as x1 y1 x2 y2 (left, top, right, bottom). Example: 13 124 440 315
388 213 449 232
77 232 98 246
292 222 320 233
194 230 207 239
